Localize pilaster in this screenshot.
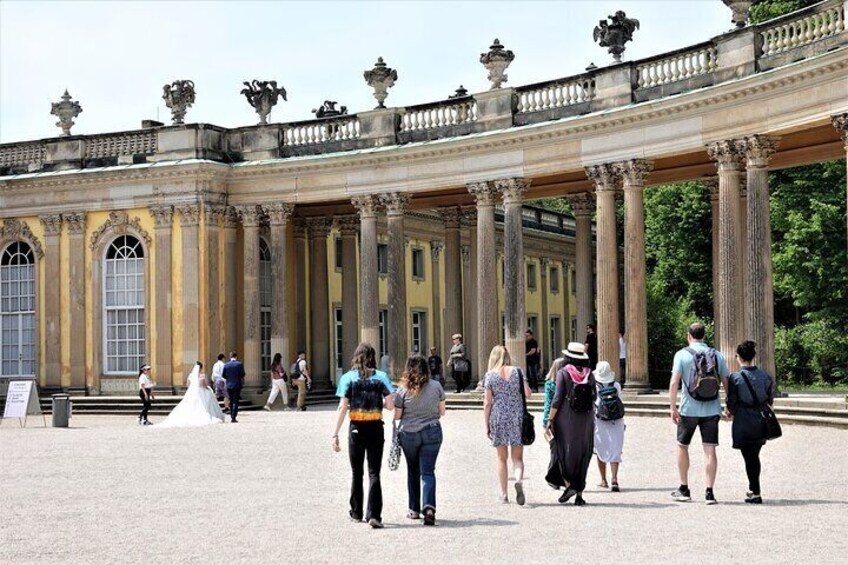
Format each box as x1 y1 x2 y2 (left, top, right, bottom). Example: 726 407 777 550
39 214 62 390
540 257 550 366
337 214 360 368
306 216 332 388
430 240 444 358
237 204 264 390
64 212 86 391
204 205 224 360
149 205 174 389
221 207 239 359
175 204 201 383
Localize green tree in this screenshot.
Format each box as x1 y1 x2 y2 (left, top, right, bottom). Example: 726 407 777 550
750 0 818 24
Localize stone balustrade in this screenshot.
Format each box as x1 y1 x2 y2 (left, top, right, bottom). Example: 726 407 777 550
1 0 845 174
760 1 845 56
636 43 718 88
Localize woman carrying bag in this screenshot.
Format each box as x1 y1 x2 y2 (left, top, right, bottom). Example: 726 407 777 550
726 340 778 504
449 333 471 393
393 354 446 526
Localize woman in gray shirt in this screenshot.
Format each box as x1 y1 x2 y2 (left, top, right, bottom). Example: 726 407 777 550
394 353 446 526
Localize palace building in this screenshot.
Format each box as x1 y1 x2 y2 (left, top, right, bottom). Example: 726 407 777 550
0 0 846 400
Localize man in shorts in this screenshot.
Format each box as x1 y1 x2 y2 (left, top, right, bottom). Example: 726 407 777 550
669 322 729 505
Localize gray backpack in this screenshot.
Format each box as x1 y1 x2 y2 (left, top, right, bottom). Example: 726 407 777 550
685 347 720 401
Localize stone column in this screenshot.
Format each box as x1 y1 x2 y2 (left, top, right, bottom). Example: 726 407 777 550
175 204 201 383
540 257 550 366
222 207 239 354
497 178 529 372
267 203 294 362
562 261 571 342
439 207 463 355
468 182 499 380
707 140 746 371
381 192 410 377
337 214 360 367
307 217 332 388
704 177 721 347
566 193 595 343
586 165 620 368
237 205 264 391
461 245 473 390
149 205 174 390
293 218 308 353
739 174 749 340
352 196 380 348
832 114 848 258
64 212 86 391
619 159 653 391
461 207 479 386
742 135 779 376
204 205 223 360
40 214 62 390
430 241 443 357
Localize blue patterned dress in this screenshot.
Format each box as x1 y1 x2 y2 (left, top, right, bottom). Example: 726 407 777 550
484 367 524 447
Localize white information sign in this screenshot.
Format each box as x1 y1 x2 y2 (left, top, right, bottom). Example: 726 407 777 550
2 380 44 426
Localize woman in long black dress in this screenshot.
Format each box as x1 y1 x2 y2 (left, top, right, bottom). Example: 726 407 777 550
545 342 596 506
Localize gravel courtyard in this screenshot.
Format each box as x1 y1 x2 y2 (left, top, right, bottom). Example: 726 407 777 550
1 408 846 564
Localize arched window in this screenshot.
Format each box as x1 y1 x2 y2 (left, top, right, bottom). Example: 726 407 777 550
1 242 36 376
259 238 272 371
104 235 145 373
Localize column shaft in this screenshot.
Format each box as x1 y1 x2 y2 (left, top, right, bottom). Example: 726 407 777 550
831 115 848 269
338 215 360 368
462 208 479 385
568 193 595 343
743 135 779 376
268 204 294 363
176 205 201 383
739 177 749 340
65 213 86 390
308 218 331 387
498 178 528 372
238 206 263 390
706 178 721 347
382 193 410 377
149 206 173 390
293 219 309 353
430 242 443 357
620 160 652 391
353 197 380 348
469 183 499 378
222 208 239 355
205 206 222 361
708 140 746 371
440 208 463 355
540 258 550 366
40 215 62 390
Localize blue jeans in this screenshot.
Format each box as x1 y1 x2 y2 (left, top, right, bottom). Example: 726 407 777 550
399 422 443 513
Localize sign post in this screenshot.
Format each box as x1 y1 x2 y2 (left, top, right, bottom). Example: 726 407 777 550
1 379 46 428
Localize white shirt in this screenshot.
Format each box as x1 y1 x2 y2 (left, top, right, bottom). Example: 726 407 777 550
138 373 153 390
619 336 627 359
296 359 307 380
212 360 225 381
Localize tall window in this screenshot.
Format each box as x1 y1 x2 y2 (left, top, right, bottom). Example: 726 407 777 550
377 243 388 274
527 316 539 338
550 316 561 364
1 242 36 377
260 238 272 371
411 248 425 280
550 266 560 293
378 309 388 360
570 267 577 295
411 310 427 354
527 262 537 290
104 235 145 374
334 307 344 373
334 236 343 271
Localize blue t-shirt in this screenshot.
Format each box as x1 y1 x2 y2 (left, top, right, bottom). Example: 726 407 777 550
672 342 729 417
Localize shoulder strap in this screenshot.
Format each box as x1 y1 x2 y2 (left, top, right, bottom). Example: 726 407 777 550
739 370 761 406
685 347 697 357
518 368 527 411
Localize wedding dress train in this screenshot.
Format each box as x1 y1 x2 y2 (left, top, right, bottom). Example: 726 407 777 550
157 365 225 428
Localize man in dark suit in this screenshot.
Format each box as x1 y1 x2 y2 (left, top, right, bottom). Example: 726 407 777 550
222 351 246 423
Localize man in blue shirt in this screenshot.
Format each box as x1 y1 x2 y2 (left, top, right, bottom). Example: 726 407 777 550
669 322 729 505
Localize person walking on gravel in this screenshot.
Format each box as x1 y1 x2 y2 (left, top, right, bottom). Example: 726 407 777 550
669 322 729 505
137 364 154 426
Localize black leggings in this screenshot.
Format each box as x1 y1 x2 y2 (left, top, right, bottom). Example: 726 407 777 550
138 389 151 421
740 444 763 495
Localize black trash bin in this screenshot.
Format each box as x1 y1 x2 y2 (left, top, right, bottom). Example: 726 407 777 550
52 393 72 427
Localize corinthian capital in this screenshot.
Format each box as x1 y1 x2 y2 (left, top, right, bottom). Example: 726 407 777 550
494 177 530 205
467 181 499 207
304 217 332 239
832 113 848 146
148 205 173 229
615 159 653 186
64 212 86 235
39 214 62 236
566 192 596 217
740 135 779 168
379 192 411 216
265 203 295 226
235 204 263 228
351 195 380 218
430 240 444 260
706 139 745 170
584 163 620 191
336 214 360 236
438 206 462 229
175 204 201 227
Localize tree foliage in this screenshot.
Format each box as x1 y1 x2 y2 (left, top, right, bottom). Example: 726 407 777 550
750 0 818 24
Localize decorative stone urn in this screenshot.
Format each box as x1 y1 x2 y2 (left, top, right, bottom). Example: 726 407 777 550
479 39 515 89
593 11 640 62
722 0 752 28
363 57 397 109
240 80 287 125
312 100 348 119
448 85 469 99
50 90 82 136
162 80 196 125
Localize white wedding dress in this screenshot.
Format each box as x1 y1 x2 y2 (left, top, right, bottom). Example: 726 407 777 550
157 366 225 428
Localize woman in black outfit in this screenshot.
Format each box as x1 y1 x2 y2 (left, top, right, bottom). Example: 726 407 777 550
726 341 774 504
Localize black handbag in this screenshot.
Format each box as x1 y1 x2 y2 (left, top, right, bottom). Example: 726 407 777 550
740 370 782 441
518 368 535 445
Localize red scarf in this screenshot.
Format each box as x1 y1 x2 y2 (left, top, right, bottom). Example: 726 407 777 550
565 364 591 384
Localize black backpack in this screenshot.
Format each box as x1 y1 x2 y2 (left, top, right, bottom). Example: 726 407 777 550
597 383 625 421
568 376 595 413
289 360 301 379
685 347 720 401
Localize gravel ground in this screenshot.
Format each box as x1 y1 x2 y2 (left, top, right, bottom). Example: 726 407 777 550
1 408 846 565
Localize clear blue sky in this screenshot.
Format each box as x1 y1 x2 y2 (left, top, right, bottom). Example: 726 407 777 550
0 1 731 143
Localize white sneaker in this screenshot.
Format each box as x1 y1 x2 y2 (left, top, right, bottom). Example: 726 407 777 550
263 405 271 412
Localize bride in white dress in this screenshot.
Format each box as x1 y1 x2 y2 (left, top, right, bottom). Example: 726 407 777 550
157 362 225 428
